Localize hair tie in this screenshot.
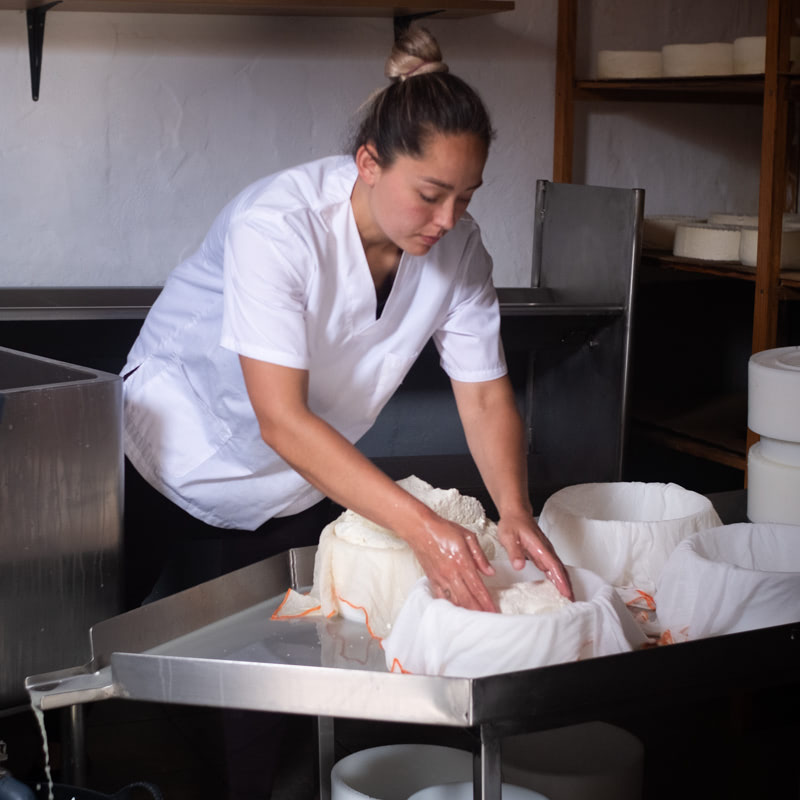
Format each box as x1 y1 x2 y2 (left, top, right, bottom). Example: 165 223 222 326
400 58 448 81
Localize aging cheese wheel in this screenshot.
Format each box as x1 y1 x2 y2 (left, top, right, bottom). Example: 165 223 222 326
597 50 662 79
739 225 800 268
733 36 766 74
643 215 706 250
662 42 734 77
707 212 758 227
673 222 741 261
748 346 800 441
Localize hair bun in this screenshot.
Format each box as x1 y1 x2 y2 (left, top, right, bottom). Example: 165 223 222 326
385 27 449 82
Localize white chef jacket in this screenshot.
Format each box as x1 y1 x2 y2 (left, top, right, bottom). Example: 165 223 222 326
123 155 507 530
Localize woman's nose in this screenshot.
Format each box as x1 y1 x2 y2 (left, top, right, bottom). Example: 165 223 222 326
434 201 457 231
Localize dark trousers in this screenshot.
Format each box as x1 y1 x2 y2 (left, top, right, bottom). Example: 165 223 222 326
123 459 340 799
123 458 340 608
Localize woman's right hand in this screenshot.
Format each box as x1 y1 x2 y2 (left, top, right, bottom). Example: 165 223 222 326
404 517 498 612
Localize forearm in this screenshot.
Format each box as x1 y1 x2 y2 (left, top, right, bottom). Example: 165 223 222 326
259 403 439 542
453 375 574 598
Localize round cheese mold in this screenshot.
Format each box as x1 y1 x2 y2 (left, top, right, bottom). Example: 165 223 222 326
661 42 734 77
656 522 800 639
537 481 722 593
382 561 648 677
310 475 502 638
747 443 800 525
748 346 800 441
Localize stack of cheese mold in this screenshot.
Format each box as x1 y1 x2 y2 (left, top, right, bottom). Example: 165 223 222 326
655 522 800 641
596 50 662 79
536 482 722 594
747 346 800 524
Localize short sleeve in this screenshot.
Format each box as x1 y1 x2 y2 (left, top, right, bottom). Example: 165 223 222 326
433 231 508 382
220 214 312 369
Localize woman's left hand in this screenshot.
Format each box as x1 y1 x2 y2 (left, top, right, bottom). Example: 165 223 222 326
496 511 574 601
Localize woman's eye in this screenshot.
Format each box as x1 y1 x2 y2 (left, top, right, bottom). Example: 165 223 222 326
420 194 438 204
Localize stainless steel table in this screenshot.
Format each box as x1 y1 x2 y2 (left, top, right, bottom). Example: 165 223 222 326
26 540 800 800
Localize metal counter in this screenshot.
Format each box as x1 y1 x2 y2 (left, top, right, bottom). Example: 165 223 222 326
25 542 800 800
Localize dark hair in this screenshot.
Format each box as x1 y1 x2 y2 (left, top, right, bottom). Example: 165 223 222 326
350 27 495 166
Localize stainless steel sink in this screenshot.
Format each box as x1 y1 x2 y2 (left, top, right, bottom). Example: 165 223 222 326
0 346 123 711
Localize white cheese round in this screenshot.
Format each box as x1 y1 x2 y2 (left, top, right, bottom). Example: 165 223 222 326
643 215 706 250
707 212 758 227
662 42 734 77
733 36 766 74
673 222 741 261
596 50 662 79
739 225 800 268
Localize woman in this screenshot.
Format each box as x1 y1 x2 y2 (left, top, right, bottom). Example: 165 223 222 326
122 26 572 614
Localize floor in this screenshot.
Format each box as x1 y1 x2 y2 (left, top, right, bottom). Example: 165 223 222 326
2 680 799 800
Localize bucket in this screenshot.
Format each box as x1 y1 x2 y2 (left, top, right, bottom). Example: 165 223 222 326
408 782 548 800
501 722 644 800
331 745 473 800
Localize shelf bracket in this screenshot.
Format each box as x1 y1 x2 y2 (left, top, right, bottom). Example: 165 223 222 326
393 11 442 41
27 1 62 102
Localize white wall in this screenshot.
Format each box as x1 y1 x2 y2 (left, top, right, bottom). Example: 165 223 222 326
0 1 769 288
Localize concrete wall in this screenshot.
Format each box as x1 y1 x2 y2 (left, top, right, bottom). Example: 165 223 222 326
0 1 768 288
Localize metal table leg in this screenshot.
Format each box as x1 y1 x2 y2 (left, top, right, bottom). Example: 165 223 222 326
317 716 335 800
60 704 86 787
474 724 502 800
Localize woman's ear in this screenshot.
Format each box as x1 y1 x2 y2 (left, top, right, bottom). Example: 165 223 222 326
355 144 381 186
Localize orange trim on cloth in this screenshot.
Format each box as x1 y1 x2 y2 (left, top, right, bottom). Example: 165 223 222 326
625 590 656 611
270 588 322 620
337 595 383 642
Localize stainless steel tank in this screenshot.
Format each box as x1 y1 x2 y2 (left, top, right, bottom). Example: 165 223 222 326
0 346 123 711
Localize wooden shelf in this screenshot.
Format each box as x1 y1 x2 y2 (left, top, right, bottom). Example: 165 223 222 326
575 74 770 104
632 392 748 471
0 0 514 16
553 0 798 480
642 251 800 297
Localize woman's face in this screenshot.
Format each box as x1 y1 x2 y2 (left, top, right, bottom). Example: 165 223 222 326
356 131 488 257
